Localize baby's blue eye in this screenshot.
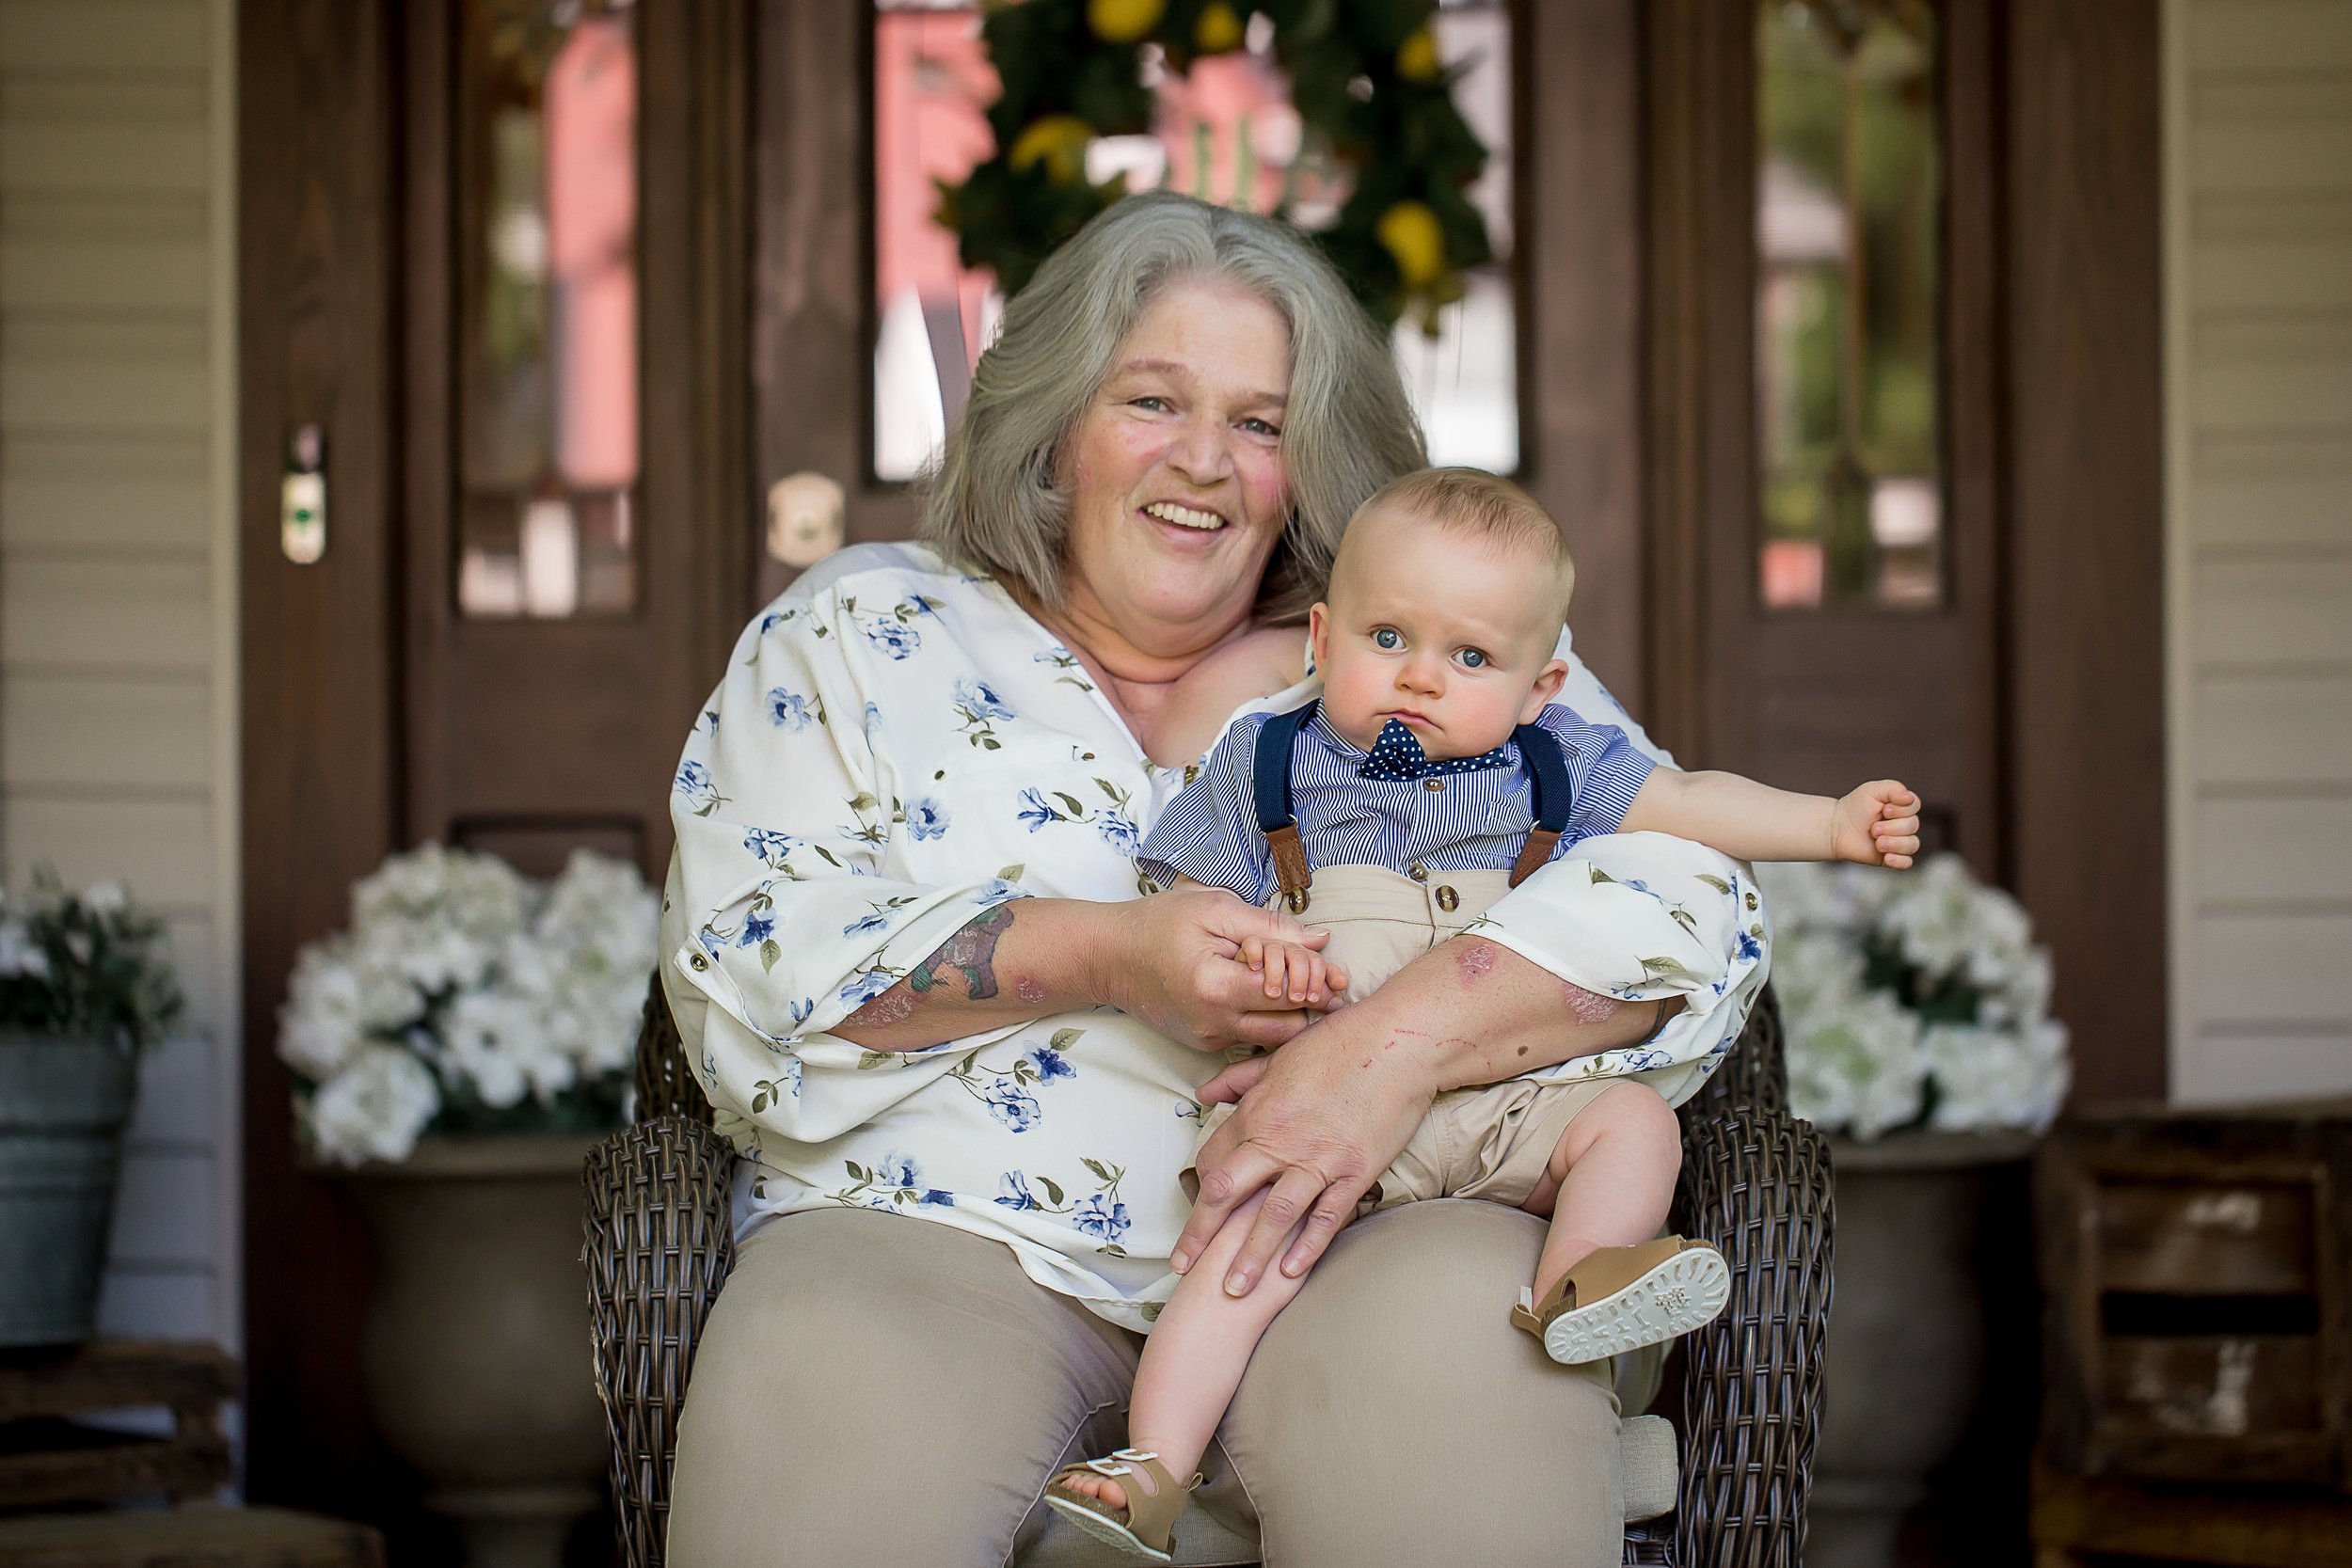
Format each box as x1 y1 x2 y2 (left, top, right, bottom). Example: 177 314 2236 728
1460 649 1488 669
1373 628 1402 650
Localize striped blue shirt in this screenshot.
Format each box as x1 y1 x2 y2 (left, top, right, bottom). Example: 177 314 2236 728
1139 704 1658 904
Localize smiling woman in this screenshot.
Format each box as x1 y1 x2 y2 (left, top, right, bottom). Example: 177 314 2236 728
657 191 1763 1568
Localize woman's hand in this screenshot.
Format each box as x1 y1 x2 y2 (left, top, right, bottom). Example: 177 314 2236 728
1173 997 1437 1295
1173 931 1679 1295
1099 883 1344 1053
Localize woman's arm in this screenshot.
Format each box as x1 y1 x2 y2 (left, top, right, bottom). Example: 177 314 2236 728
834 883 1341 1053
1169 933 1661 1294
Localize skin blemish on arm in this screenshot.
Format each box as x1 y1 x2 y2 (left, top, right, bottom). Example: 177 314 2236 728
1560 980 1623 1025
1015 975 1048 1005
1454 942 1497 987
846 987 915 1027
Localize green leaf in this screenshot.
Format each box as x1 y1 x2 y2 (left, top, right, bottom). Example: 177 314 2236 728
983 737 1002 750
760 939 782 971
815 845 841 866
1049 1027 1085 1051
997 864 1025 881
1055 791 1087 816
846 1160 866 1179
1589 865 1616 885
1038 1175 1066 1206
1081 1156 1114 1183
1093 778 1121 799
1668 910 1697 935
1639 957 1693 977
857 1051 894 1071
848 792 879 812
1694 874 1732 895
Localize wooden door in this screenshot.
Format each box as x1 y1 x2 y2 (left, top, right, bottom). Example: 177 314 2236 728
1645 0 2005 866
399 0 748 879
239 0 750 1535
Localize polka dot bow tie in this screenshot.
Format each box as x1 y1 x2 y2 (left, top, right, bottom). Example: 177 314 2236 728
1357 718 1512 782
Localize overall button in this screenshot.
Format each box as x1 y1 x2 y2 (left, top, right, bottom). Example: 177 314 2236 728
1422 778 1446 792
1435 885 1460 912
1407 863 1429 883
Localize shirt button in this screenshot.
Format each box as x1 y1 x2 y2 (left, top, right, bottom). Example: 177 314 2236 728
1407 863 1429 883
690 952 709 972
1423 778 1445 792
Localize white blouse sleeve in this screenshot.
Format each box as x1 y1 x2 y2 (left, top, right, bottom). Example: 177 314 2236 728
1468 633 1770 1107
662 590 1037 1143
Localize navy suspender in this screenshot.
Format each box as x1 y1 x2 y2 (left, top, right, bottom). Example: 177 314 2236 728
1250 703 1575 909
1251 703 1321 911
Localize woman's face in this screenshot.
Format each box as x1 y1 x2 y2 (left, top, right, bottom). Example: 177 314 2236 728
1057 276 1294 653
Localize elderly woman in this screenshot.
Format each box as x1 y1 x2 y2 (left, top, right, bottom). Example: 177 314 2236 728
659 192 1764 1567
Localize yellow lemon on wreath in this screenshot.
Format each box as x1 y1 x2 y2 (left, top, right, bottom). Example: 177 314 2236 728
1195 2 1245 53
1088 0 1165 45
1396 26 1441 82
1376 199 1447 288
1009 114 1094 184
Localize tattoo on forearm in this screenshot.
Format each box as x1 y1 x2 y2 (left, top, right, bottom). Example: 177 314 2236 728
906 903 1017 1001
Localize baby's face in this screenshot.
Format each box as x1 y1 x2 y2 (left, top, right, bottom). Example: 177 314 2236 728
1310 515 1567 760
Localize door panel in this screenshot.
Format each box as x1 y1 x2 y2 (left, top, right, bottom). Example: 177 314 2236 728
1646 0 2003 866
402 0 741 879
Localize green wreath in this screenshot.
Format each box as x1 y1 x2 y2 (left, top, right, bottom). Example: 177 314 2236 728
934 0 1493 332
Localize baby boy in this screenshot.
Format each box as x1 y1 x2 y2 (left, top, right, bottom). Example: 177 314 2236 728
1044 468 1920 1561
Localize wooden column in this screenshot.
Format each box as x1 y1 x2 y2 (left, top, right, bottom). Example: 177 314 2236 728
2006 0 2169 1102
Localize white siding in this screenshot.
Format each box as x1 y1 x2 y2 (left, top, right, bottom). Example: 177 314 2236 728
0 0 241 1345
2167 0 2352 1102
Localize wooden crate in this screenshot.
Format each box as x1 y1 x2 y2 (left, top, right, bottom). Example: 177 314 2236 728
0 1341 236 1510
2036 1099 2352 1490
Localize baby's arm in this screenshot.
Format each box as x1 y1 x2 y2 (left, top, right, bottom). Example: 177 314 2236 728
1619 769 1922 867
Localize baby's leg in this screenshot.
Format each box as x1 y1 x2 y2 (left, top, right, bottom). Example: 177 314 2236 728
1056 1191 1309 1513
1519 1080 1683 1307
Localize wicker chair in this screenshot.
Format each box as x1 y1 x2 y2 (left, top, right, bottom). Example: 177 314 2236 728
583 981 1834 1568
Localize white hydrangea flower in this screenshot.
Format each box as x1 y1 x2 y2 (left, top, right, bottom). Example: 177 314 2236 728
1878 854 2031 988
82 881 129 916
1920 1019 2071 1133
1786 983 1927 1141
0 919 50 980
437 987 532 1108
284 844 660 1161
306 1043 441 1165
280 942 368 1079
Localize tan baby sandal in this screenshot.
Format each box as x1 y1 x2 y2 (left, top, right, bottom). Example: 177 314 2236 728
1043 1448 1202 1564
1510 1235 1732 1365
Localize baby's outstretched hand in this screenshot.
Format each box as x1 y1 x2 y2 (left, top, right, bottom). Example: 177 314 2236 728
1235 933 1347 1009
1834 781 1922 868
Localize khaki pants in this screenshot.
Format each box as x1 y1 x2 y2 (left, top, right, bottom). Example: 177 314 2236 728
664 1203 1627 1568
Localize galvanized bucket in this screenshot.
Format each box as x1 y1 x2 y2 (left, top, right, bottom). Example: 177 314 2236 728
0 1031 136 1347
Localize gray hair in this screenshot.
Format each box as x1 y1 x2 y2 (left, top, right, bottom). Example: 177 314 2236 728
918 192 1426 623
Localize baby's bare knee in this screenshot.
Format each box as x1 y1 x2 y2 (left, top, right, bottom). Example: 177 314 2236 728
1582 1081 1682 1164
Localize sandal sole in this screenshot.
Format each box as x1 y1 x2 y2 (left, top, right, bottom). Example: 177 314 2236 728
1540 1246 1731 1365
1043 1491 1176 1564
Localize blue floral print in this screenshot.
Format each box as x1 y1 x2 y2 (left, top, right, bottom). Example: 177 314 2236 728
1016 789 1058 832
1024 1045 1075 1082
666 546 1763 1333
767 688 820 731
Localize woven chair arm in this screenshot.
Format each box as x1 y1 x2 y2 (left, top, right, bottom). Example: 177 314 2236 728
583 1115 739 1568
1669 1100 1835 1568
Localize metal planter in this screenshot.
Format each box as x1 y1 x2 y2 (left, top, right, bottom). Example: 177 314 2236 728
0 1031 136 1347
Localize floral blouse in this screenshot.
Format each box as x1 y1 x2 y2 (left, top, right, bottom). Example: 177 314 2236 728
660 543 1770 1330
